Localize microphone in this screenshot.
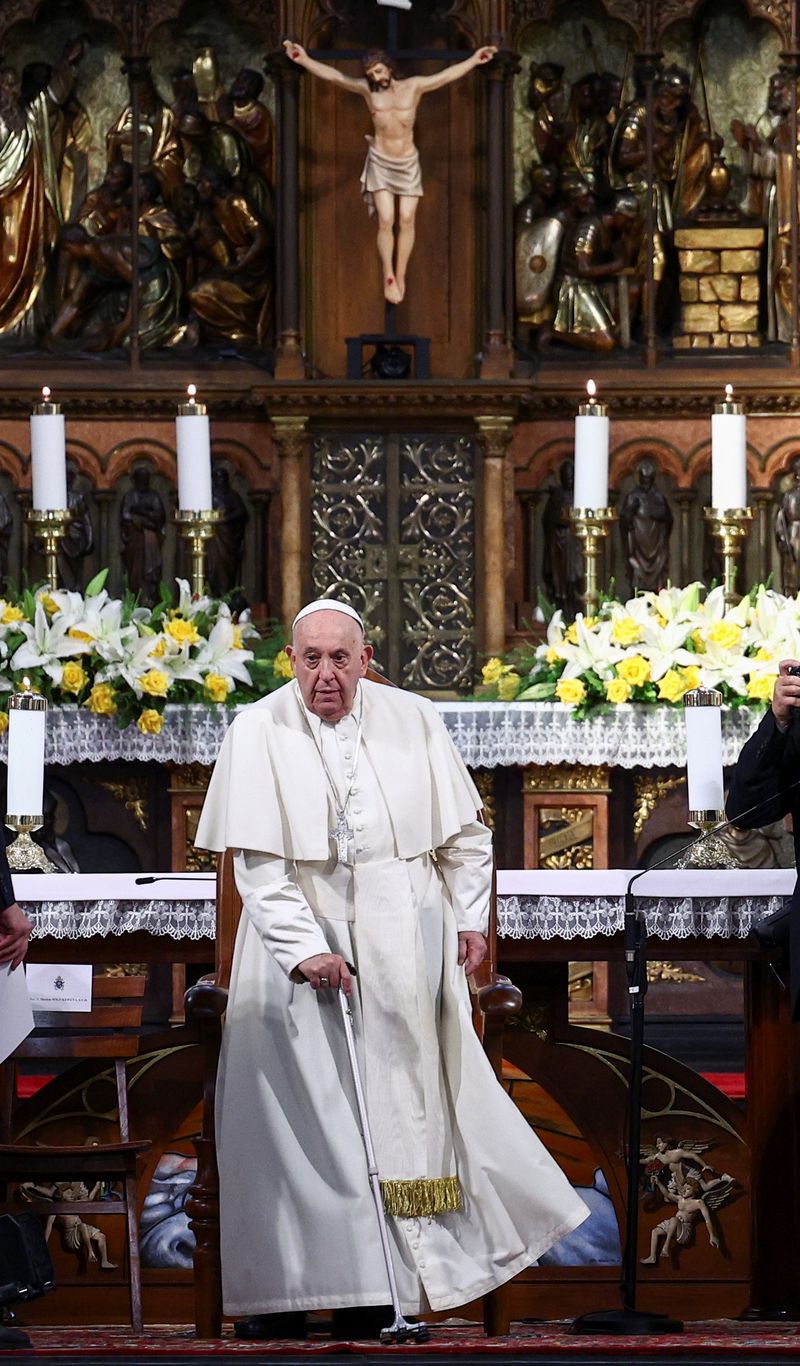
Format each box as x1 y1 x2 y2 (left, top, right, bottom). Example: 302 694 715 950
135 875 215 885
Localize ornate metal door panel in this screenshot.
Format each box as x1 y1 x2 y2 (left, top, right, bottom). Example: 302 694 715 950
311 433 476 691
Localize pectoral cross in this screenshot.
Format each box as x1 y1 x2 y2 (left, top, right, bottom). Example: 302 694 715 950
331 810 352 863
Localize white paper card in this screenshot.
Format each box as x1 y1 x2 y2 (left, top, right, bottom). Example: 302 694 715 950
26 963 92 1012
0 964 34 1061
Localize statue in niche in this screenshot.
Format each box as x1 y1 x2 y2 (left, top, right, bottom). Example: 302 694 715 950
515 164 566 345
775 456 800 595
732 71 790 341
120 464 166 606
106 69 183 206
619 457 673 594
0 37 86 338
20 60 92 224
548 179 642 352
206 465 249 598
283 39 497 304
527 61 570 169
57 460 94 591
186 166 272 348
0 490 12 590
562 72 610 197
542 458 583 619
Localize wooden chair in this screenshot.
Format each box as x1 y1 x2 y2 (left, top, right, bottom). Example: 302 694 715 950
0 975 152 1330
186 859 522 1338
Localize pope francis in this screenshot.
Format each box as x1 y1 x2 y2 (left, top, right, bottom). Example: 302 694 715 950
196 600 588 1339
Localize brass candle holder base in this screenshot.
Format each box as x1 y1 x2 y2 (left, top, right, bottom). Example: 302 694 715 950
3 817 56 872
26 508 73 590
677 813 731 869
703 507 753 606
567 507 618 617
175 509 221 597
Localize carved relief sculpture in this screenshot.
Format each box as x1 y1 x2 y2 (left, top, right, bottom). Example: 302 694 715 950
119 463 166 606
206 465 249 598
541 458 583 618
57 459 94 591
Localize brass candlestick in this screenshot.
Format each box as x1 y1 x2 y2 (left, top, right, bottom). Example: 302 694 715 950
26 508 72 590
4 687 55 873
175 509 221 597
567 507 618 616
703 507 753 606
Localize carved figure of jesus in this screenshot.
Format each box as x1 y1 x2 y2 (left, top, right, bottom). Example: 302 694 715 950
283 39 497 303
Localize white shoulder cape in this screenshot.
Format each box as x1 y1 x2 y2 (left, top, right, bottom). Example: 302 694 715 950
195 679 482 860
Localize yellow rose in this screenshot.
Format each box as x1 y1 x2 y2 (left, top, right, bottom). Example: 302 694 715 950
617 654 651 687
611 616 643 647
67 627 93 642
707 620 742 650
1 604 24 625
204 672 231 703
481 656 505 685
136 708 164 735
747 673 776 702
38 593 59 616
232 625 244 649
755 647 773 661
139 668 170 697
0 712 8 734
86 682 117 716
555 677 586 706
655 612 668 629
658 669 691 703
605 677 631 704
273 649 294 680
681 665 702 691
61 661 89 695
690 628 706 653
565 616 596 646
165 617 201 647
152 636 167 658
545 646 562 666
497 672 521 701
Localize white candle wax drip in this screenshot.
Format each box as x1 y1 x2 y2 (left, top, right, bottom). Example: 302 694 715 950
176 386 213 512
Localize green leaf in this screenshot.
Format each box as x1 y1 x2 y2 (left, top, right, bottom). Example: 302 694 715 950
84 568 109 598
516 680 556 701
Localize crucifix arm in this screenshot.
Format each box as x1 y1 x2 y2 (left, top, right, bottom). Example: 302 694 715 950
414 46 497 94
283 40 366 96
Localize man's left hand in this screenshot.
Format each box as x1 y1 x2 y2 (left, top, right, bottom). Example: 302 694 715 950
0 904 32 970
458 931 487 976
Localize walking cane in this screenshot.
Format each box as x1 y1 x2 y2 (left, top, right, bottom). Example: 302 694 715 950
337 986 430 1344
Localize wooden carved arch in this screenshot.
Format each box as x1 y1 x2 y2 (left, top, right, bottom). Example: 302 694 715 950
512 0 791 48
141 0 278 49
0 0 127 47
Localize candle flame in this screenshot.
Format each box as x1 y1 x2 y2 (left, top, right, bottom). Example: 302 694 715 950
22 676 30 691
725 383 733 400
187 383 197 401
586 379 597 400
41 386 50 402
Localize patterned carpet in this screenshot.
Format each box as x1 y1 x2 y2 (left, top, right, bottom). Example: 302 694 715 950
5 1321 800 1364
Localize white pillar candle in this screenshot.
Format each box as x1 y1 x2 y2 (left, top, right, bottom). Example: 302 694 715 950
5 682 47 823
30 388 67 511
176 385 213 512
711 384 747 510
683 688 725 816
573 380 610 511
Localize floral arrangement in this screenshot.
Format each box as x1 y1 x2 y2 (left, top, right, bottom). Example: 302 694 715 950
0 572 291 736
480 583 795 718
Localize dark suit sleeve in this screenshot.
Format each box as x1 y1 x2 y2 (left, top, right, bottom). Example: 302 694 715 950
0 835 17 911
726 708 797 828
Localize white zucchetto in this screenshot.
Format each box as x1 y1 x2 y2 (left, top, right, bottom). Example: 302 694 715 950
292 599 365 632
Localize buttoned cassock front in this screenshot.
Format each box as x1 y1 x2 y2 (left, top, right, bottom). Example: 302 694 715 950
196 680 588 1317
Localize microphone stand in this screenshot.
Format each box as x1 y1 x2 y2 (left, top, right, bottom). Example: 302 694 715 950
571 778 800 1336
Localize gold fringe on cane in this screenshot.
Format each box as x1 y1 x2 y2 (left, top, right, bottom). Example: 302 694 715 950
380 1176 463 1218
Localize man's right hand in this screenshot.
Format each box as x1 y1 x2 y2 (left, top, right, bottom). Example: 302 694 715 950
297 951 353 995
283 40 307 64
771 659 800 729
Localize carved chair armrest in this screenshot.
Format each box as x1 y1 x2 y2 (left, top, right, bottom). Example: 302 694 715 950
475 972 523 1021
184 977 228 1028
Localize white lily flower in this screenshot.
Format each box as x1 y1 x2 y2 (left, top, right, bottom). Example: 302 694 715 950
194 617 254 686
559 619 625 681
68 596 139 664
173 578 213 620
11 603 91 684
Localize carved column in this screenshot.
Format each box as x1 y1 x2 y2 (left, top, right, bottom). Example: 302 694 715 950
272 416 309 626
269 50 305 379
751 489 774 585
477 416 514 653
674 489 695 585
480 50 518 380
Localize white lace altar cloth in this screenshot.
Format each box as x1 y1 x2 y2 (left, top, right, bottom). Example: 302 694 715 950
496 869 794 941
15 873 217 941
0 701 767 769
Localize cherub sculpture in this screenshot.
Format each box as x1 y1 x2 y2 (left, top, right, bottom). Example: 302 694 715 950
639 1135 713 1191
641 1174 736 1265
21 1179 118 1270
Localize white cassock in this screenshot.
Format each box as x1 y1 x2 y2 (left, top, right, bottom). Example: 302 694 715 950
196 678 588 1317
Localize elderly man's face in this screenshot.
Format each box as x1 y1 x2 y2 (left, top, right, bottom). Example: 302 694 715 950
287 611 373 722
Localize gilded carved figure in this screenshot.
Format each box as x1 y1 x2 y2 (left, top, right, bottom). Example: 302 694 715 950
283 39 497 304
